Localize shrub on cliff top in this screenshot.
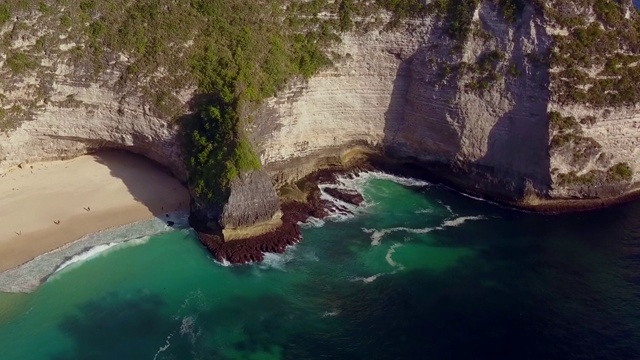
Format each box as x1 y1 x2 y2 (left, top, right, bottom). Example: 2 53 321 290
549 0 640 107
377 0 427 18
549 111 582 133
494 0 526 23
608 162 633 182
0 5 9 26
6 52 37 74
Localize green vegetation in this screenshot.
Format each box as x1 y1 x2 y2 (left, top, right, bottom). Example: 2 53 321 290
437 0 480 42
185 104 260 201
6 52 37 74
557 170 601 186
0 5 9 26
580 115 597 126
508 63 521 77
557 162 633 186
494 0 525 23
339 0 355 32
549 111 581 133
0 0 341 200
377 0 427 19
465 49 505 91
549 0 640 106
548 111 602 159
608 162 633 182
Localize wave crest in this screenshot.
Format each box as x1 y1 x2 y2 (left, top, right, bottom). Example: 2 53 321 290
363 215 486 245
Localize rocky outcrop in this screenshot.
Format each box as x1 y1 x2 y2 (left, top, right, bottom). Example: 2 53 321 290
220 169 281 229
195 179 330 264
188 169 282 239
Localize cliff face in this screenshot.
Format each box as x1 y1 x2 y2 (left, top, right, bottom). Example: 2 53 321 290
255 2 555 201
251 24 428 184
0 34 188 180
1 1 640 239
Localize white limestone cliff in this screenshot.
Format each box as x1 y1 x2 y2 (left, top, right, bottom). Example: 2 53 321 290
0 1 639 221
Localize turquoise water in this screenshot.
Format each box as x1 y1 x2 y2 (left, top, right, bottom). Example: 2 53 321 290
1 174 640 359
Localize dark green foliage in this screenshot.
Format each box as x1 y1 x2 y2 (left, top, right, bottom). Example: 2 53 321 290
178 1 332 201
0 4 9 26
6 53 36 74
339 0 354 32
376 0 427 18
465 49 504 91
184 103 260 202
381 0 480 41
60 14 71 27
478 50 505 71
493 0 526 23
550 0 640 106
443 0 480 41
593 0 623 26
557 170 602 186
580 115 597 126
0 0 338 201
608 162 633 182
550 132 601 149
508 63 521 77
549 111 581 133
559 162 633 186
548 111 602 156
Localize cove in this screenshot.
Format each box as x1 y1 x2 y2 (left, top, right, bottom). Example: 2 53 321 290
0 173 639 359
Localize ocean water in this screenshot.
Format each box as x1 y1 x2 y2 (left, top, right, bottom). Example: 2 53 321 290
1 173 640 359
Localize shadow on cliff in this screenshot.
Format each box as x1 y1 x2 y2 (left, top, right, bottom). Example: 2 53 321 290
381 29 462 165
380 5 552 201
84 93 220 222
478 5 553 198
90 149 190 219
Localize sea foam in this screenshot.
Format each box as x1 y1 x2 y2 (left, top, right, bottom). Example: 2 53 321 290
54 236 151 274
363 215 486 246
0 210 189 293
302 171 431 228
258 246 297 271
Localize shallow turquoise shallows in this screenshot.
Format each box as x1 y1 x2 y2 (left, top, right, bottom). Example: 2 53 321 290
1 174 640 360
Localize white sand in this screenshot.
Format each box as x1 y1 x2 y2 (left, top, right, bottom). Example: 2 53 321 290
0 151 190 272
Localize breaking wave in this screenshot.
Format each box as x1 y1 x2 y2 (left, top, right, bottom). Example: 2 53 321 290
55 236 151 274
351 273 385 283
385 243 404 269
258 245 297 271
304 171 432 228
363 215 486 246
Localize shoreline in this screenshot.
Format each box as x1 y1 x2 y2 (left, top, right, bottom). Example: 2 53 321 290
3 150 639 291
0 151 190 274
194 157 640 264
0 211 189 293
362 155 640 215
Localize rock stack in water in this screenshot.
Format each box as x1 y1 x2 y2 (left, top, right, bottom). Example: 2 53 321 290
195 195 331 264
194 171 341 264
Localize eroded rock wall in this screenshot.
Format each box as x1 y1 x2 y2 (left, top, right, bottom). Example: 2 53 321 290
0 77 187 179
256 2 554 202
0 13 188 180
252 20 431 184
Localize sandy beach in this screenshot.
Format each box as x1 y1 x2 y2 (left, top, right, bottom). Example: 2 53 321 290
0 151 189 272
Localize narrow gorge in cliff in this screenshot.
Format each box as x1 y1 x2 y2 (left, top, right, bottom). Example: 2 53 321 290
1 1 640 359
